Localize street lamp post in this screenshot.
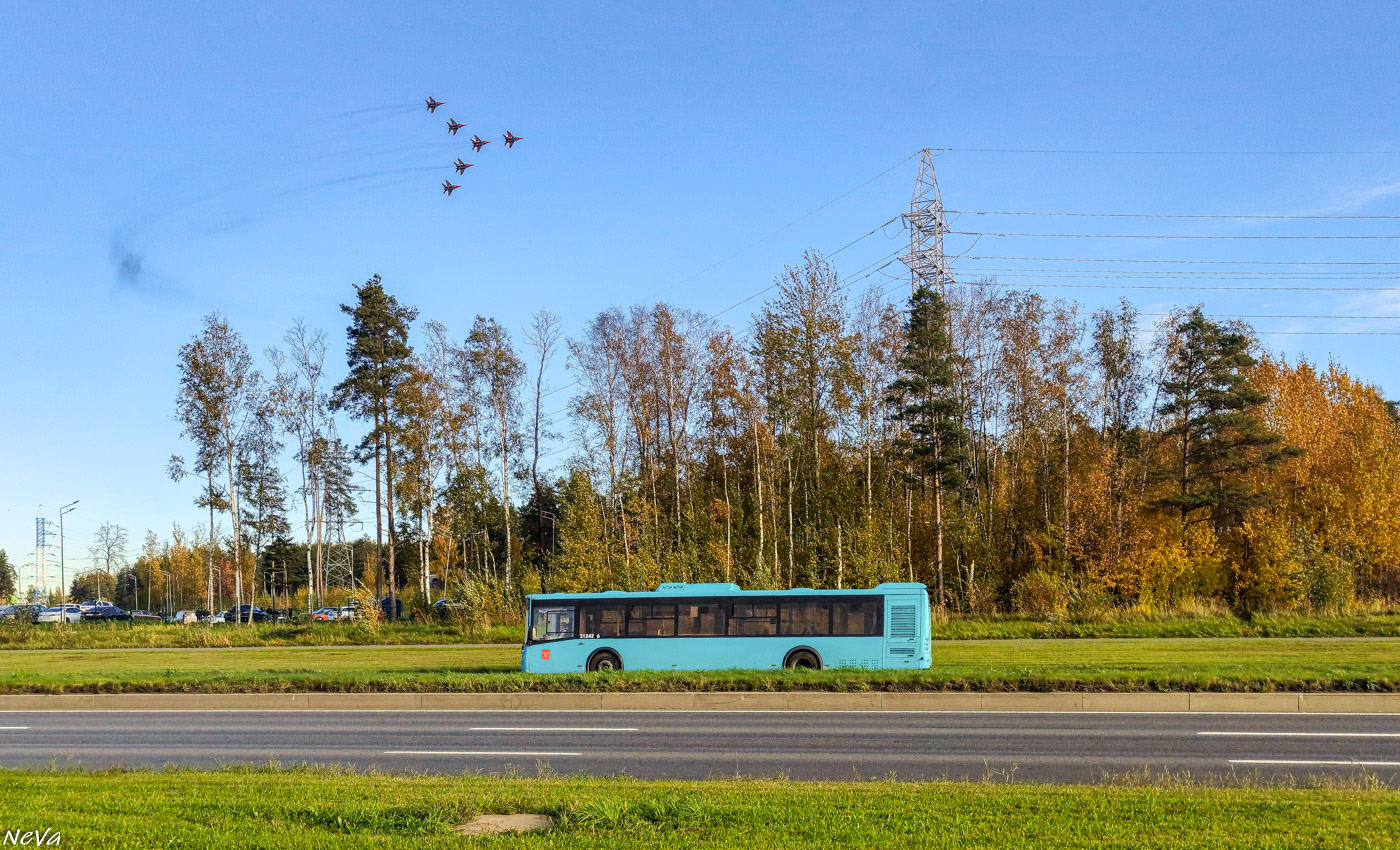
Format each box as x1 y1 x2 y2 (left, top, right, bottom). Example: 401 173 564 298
58 500 78 621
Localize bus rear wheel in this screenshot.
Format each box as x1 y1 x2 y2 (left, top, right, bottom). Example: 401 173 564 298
588 650 622 672
784 649 822 670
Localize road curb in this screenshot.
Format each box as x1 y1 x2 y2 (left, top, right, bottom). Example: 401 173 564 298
2 691 1398 712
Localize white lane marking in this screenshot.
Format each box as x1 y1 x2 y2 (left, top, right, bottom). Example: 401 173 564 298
1232 767 1400 772
468 726 637 732
384 750 581 756
0 726 30 730
1201 731 1400 738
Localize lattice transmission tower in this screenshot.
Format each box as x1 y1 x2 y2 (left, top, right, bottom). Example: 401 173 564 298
323 516 355 590
34 510 58 601
901 148 956 295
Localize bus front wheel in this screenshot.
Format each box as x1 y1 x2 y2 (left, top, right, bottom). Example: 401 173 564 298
588 650 622 672
784 649 822 670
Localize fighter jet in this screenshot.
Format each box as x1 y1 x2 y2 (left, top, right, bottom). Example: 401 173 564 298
454 158 473 175
425 97 444 113
503 131 523 148
470 134 491 152
442 180 461 196
446 118 465 135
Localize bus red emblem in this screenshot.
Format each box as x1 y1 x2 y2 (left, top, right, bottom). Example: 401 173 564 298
542 649 550 660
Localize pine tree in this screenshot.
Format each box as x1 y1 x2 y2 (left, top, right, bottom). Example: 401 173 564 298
887 284 968 605
1152 308 1300 534
331 275 418 617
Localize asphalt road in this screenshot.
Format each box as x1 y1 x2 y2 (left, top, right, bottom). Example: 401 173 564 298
2 710 1399 784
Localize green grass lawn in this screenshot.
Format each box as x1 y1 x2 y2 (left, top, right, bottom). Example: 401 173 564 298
3 767 1398 849
3 637 1398 693
0 620 525 650
5 611 1399 651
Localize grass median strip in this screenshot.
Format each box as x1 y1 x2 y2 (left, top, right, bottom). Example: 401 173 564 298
2 766 1399 848
2 638 1399 694
5 611 1400 651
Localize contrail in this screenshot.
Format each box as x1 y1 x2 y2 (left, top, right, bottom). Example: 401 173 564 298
199 165 448 235
327 104 420 119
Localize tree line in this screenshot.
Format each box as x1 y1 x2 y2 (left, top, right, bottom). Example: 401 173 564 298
130 253 1400 619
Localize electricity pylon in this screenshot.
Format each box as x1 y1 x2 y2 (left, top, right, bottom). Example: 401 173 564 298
901 148 956 295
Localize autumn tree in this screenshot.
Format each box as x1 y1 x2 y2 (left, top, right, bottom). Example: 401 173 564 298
171 313 252 616
465 315 525 587
0 550 16 601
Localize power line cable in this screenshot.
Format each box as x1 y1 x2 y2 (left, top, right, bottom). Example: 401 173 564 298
652 153 919 299
952 278 1400 292
538 211 907 402
931 147 1400 155
961 255 1400 266
950 231 1400 240
947 210 1400 220
953 267 1400 280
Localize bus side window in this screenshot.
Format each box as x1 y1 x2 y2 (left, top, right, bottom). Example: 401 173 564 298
627 604 677 637
780 600 831 637
728 602 777 636
581 604 626 638
678 602 724 636
832 599 882 636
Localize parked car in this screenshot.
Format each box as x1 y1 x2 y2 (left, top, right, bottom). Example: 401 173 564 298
37 605 83 624
225 605 273 623
202 610 228 624
311 607 338 622
169 609 203 625
432 598 469 617
15 604 46 623
2 604 47 624
79 599 120 612
337 605 359 621
129 610 161 624
82 605 132 622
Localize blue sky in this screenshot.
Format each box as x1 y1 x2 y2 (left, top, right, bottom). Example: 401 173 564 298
3 2 1399 586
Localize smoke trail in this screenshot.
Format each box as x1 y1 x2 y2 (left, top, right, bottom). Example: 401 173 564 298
327 104 420 119
199 165 448 235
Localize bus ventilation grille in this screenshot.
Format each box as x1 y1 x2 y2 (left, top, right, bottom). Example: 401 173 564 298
888 605 917 655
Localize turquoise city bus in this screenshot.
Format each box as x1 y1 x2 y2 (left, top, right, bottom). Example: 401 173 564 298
522 582 931 673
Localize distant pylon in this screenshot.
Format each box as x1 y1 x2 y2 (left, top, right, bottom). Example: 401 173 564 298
323 515 354 590
901 148 956 295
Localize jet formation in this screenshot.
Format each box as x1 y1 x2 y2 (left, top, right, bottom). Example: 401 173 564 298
424 96 522 197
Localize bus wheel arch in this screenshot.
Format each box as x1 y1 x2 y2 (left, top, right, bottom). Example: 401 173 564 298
587 649 623 672
783 647 822 670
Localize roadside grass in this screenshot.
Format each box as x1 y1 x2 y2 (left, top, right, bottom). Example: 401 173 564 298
0 621 524 650
3 638 1399 693
929 611 1400 640
5 609 1400 652
3 766 1398 848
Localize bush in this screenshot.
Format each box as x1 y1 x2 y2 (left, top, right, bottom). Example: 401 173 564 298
1011 570 1069 620
1067 583 1114 623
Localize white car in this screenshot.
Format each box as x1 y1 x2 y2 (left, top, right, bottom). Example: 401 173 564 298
80 600 119 612
37 605 83 624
